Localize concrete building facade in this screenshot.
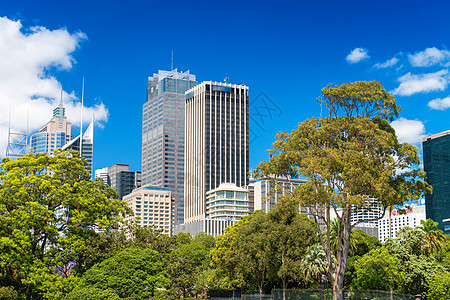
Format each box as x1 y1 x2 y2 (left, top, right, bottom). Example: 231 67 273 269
95 163 142 200
184 81 249 224
123 186 174 235
142 69 197 225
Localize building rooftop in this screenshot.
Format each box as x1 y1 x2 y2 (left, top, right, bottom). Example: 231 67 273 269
186 81 249 94
422 130 450 142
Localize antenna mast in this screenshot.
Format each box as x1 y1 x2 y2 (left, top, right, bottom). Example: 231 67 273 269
80 77 84 155
171 50 174 70
6 107 28 158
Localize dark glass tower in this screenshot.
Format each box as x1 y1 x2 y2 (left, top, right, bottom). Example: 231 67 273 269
142 69 197 225
423 130 450 233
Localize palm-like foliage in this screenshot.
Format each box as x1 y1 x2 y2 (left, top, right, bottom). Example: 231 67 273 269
419 219 446 253
301 244 329 281
328 219 357 256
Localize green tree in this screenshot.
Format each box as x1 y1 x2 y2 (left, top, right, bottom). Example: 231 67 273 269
166 232 216 298
301 244 329 286
0 151 127 299
353 248 404 293
419 219 447 254
253 81 429 300
266 198 318 299
427 272 450 300
69 248 170 299
385 227 445 296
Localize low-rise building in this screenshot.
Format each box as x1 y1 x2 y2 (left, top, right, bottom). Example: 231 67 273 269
206 183 250 221
123 186 173 236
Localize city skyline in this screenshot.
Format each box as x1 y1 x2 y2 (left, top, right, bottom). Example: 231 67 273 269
1 1 450 176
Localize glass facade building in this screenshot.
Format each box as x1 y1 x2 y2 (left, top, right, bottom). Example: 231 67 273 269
30 101 72 154
423 130 450 233
142 69 197 225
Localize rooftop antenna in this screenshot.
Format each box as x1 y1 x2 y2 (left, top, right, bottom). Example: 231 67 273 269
224 73 229 83
171 50 174 70
80 77 84 155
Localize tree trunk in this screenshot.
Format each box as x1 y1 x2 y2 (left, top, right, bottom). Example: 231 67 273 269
331 205 352 300
241 286 244 300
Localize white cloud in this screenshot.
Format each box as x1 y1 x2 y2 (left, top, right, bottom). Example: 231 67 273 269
373 57 399 69
346 48 369 63
391 117 426 145
391 70 449 96
408 47 450 67
0 17 108 156
427 96 450 110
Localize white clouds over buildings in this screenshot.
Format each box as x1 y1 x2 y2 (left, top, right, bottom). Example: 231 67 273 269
408 47 450 67
391 70 449 96
0 17 108 156
391 118 426 145
346 48 369 63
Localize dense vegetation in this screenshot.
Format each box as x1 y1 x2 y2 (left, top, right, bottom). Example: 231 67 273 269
1 81 448 299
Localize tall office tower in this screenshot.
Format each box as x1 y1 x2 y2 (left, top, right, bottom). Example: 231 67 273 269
185 81 249 224
142 69 197 225
30 99 72 154
423 130 450 233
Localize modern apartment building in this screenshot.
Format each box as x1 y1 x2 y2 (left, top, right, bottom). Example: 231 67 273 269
30 99 72 154
184 81 249 224
142 69 197 225
378 205 426 241
423 130 450 233
123 186 174 235
206 183 250 221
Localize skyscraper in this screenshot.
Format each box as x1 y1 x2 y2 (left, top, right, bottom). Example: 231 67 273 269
30 99 72 154
423 130 450 233
184 81 249 224
142 69 197 225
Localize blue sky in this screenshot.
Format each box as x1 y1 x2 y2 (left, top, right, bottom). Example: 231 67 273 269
1 0 450 172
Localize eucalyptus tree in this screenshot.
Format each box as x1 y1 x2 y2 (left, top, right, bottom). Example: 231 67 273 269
253 81 430 299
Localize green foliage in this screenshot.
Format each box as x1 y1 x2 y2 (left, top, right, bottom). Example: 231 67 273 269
166 232 216 298
384 226 446 296
427 272 450 300
301 244 329 282
0 286 18 300
253 81 429 297
419 219 447 254
212 201 318 295
69 248 169 299
0 151 127 299
353 248 404 292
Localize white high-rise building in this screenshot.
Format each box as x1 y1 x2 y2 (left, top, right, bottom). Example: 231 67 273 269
378 205 426 241
184 81 249 224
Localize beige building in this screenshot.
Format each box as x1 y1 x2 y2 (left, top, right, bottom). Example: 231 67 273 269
184 81 249 224
123 186 174 235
